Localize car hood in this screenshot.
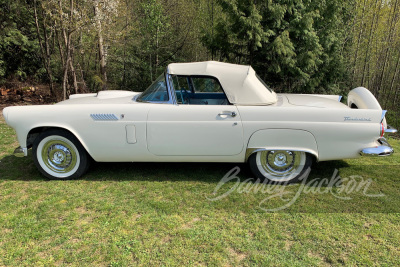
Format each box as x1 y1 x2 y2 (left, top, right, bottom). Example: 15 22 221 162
57 90 141 105
282 94 349 109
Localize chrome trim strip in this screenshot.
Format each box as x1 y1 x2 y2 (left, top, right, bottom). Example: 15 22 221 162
14 146 28 157
381 110 387 123
245 148 318 162
141 100 170 104
360 137 394 157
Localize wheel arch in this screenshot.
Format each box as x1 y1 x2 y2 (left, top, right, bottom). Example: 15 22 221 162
245 129 319 162
27 126 93 158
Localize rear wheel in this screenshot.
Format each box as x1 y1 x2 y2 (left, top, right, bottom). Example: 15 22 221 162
249 150 312 184
32 129 89 180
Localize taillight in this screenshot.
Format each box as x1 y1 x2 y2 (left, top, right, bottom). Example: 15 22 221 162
380 123 385 137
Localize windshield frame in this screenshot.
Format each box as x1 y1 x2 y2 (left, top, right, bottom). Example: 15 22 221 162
136 71 177 104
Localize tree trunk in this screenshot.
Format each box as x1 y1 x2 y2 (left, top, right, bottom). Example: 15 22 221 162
69 46 79 94
351 0 367 86
207 0 215 60
361 0 382 86
62 31 72 100
77 63 87 92
94 1 107 90
56 29 65 67
122 8 128 88
98 32 107 90
376 0 399 100
393 86 400 110
156 26 159 79
33 0 54 97
59 0 75 100
389 51 400 108
150 54 152 81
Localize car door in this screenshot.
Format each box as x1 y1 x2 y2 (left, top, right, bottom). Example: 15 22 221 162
147 105 243 156
146 75 244 156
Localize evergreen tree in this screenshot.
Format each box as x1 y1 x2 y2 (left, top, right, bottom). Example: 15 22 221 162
0 0 41 82
203 0 353 94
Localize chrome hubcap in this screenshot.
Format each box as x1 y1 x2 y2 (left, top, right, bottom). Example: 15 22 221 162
52 151 65 163
274 152 288 167
256 150 305 181
266 151 295 172
42 140 77 174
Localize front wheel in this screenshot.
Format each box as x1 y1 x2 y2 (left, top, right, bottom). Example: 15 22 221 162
249 150 312 184
32 129 89 180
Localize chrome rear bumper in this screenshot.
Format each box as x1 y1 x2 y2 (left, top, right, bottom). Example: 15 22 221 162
360 138 394 157
13 146 28 157
385 125 398 134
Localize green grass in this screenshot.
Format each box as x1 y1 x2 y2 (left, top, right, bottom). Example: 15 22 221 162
0 115 400 266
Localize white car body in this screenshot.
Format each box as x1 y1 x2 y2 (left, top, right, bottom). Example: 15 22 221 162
2 61 396 181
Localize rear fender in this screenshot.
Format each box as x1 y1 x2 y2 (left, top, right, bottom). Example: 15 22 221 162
246 129 318 161
347 87 387 127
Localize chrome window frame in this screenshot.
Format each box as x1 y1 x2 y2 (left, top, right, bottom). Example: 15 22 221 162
148 67 231 106
136 70 177 105
166 68 178 105
166 71 232 106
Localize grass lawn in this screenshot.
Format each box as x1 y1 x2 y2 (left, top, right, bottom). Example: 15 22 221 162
0 113 399 266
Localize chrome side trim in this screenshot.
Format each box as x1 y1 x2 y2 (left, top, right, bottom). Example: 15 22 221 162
385 125 398 134
90 114 119 121
245 148 318 162
14 146 28 157
360 137 394 157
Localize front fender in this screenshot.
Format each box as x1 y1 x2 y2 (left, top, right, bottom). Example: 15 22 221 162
246 129 319 161
4 105 93 158
24 124 92 157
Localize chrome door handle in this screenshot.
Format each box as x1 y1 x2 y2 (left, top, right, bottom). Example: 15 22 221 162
218 111 237 117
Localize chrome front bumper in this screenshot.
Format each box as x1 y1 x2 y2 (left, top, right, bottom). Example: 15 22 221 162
360 138 394 157
13 146 28 157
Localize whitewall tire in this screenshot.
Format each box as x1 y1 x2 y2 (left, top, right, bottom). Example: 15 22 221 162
249 150 312 184
32 129 89 180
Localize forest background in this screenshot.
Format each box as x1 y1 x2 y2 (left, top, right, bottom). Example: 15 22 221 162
0 0 399 126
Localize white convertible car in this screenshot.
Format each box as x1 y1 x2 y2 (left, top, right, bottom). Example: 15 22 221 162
3 61 397 182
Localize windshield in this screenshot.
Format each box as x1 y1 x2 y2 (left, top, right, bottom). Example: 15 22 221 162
136 74 169 102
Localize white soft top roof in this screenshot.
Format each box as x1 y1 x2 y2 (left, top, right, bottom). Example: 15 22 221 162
167 61 277 105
